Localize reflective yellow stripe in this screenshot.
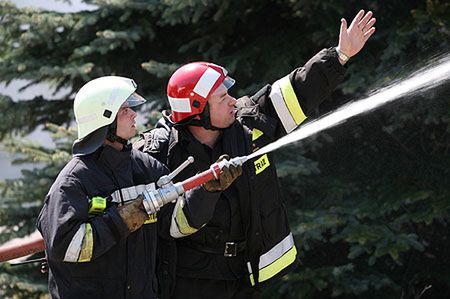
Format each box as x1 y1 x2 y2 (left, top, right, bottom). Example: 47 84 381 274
144 213 157 224
78 223 93 262
254 154 270 175
249 245 297 285
252 128 263 141
279 76 307 125
247 233 297 285
175 199 199 235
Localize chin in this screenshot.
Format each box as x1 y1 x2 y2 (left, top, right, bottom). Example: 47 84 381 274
222 120 236 129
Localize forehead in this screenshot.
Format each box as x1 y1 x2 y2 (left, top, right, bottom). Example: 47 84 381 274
209 84 227 101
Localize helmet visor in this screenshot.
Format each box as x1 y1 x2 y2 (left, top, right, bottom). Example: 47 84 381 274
122 92 147 108
223 76 235 90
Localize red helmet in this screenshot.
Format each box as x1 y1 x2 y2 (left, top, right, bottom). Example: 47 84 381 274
167 62 235 123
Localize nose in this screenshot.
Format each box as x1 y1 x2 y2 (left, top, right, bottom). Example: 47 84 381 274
130 108 137 119
228 96 237 106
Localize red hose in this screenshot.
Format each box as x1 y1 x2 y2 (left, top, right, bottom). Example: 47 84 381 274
0 235 45 263
181 163 221 191
0 162 223 263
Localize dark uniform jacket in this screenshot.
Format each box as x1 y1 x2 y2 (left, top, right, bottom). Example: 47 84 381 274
134 47 346 294
36 145 169 299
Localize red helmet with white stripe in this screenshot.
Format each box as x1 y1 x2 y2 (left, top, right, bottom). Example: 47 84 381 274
167 62 235 124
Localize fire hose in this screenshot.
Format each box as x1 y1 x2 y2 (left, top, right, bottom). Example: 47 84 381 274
0 155 248 264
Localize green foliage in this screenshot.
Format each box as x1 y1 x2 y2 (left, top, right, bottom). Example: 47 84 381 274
0 0 449 298
0 263 48 299
0 124 73 243
0 124 73 298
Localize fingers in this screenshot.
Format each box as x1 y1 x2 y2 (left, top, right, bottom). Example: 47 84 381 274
362 17 376 33
358 11 373 28
364 27 376 39
229 164 242 178
217 154 230 162
203 181 220 192
220 167 233 183
362 18 376 39
350 9 365 29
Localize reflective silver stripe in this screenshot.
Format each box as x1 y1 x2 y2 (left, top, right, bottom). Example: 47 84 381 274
270 81 297 133
221 67 228 76
247 232 295 274
170 196 187 238
168 96 192 113
111 183 156 204
247 260 253 274
106 87 119 106
63 223 86 262
77 113 97 124
259 232 295 269
193 68 221 98
170 195 204 238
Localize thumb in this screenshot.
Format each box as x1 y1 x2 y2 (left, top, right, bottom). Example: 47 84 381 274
340 18 347 36
338 18 347 48
217 154 230 163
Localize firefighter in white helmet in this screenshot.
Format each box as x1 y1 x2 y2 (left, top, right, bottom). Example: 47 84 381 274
37 76 170 299
135 10 376 299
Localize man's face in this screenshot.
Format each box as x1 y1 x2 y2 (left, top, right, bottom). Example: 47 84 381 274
208 84 237 129
116 104 137 140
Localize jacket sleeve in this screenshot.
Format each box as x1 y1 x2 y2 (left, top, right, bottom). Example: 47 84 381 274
255 47 346 136
134 126 221 239
169 186 221 238
37 175 130 263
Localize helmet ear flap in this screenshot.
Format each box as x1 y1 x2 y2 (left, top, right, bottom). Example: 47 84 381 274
106 118 117 142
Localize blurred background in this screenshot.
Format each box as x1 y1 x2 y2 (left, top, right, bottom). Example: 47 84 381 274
0 0 449 298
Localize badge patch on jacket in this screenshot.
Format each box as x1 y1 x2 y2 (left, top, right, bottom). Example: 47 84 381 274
254 154 270 174
252 128 263 152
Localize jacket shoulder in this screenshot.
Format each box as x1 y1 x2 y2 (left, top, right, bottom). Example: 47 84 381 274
133 120 173 164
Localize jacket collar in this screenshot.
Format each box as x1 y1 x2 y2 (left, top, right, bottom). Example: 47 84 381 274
96 144 132 170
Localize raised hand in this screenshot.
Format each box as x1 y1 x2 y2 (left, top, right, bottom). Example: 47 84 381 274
338 9 376 61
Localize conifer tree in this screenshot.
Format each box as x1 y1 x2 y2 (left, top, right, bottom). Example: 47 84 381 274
0 0 449 298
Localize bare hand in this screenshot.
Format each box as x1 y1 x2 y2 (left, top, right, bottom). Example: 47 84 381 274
338 9 376 60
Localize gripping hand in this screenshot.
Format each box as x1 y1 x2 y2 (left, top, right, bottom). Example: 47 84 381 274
117 195 149 233
203 154 243 192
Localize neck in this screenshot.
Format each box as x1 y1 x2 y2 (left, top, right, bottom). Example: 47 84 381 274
104 139 124 151
187 125 221 148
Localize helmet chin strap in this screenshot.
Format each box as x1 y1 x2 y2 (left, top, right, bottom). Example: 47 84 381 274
106 119 129 146
187 103 221 131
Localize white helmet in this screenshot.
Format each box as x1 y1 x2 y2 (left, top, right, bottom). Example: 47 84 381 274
72 76 146 156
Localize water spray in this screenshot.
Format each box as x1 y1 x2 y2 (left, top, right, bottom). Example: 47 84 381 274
214 54 450 168
246 54 450 160
1 55 449 264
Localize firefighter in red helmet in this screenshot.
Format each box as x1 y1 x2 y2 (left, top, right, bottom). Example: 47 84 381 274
135 9 376 299
167 62 236 129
